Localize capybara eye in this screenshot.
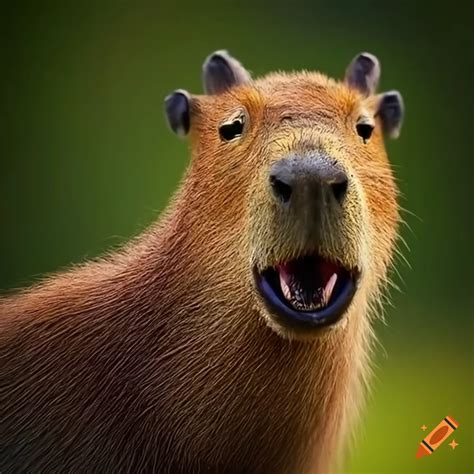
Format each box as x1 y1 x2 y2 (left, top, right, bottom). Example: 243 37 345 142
356 122 374 143
219 114 245 141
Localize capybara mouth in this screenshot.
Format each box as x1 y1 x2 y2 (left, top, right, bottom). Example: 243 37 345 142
253 254 359 330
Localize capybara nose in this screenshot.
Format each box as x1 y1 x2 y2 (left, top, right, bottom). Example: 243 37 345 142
269 155 349 208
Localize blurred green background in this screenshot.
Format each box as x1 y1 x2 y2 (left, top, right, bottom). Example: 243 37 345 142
1 2 472 472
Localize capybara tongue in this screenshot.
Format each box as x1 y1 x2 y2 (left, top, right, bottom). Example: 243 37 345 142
277 256 339 311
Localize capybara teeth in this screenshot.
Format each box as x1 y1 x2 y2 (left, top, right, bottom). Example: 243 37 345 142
322 273 338 306
277 270 340 311
279 271 292 301
281 277 324 311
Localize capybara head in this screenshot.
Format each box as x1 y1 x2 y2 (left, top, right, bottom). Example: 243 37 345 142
165 51 403 339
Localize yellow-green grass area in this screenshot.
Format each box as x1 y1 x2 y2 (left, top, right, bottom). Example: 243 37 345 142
346 306 473 473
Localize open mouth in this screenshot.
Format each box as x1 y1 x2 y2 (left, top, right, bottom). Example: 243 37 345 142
253 254 359 330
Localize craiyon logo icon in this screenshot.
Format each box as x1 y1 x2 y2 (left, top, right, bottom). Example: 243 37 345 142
416 416 459 458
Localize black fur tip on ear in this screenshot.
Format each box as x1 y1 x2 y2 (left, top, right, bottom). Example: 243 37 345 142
202 50 251 95
377 90 404 138
345 52 381 96
164 89 191 137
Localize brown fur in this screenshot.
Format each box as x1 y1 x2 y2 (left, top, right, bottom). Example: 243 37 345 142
0 67 399 473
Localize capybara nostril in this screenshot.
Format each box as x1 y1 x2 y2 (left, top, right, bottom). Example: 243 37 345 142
330 171 349 205
270 174 292 203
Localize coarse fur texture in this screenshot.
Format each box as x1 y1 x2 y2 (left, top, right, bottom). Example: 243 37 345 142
0 52 402 473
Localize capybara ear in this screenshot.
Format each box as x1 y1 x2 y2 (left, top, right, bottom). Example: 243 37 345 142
164 89 191 136
345 52 381 96
376 90 404 138
202 50 251 94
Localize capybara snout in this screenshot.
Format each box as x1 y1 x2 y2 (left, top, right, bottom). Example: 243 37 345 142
269 153 349 226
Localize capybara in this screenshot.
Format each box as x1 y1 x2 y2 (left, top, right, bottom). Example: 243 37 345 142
0 50 404 473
